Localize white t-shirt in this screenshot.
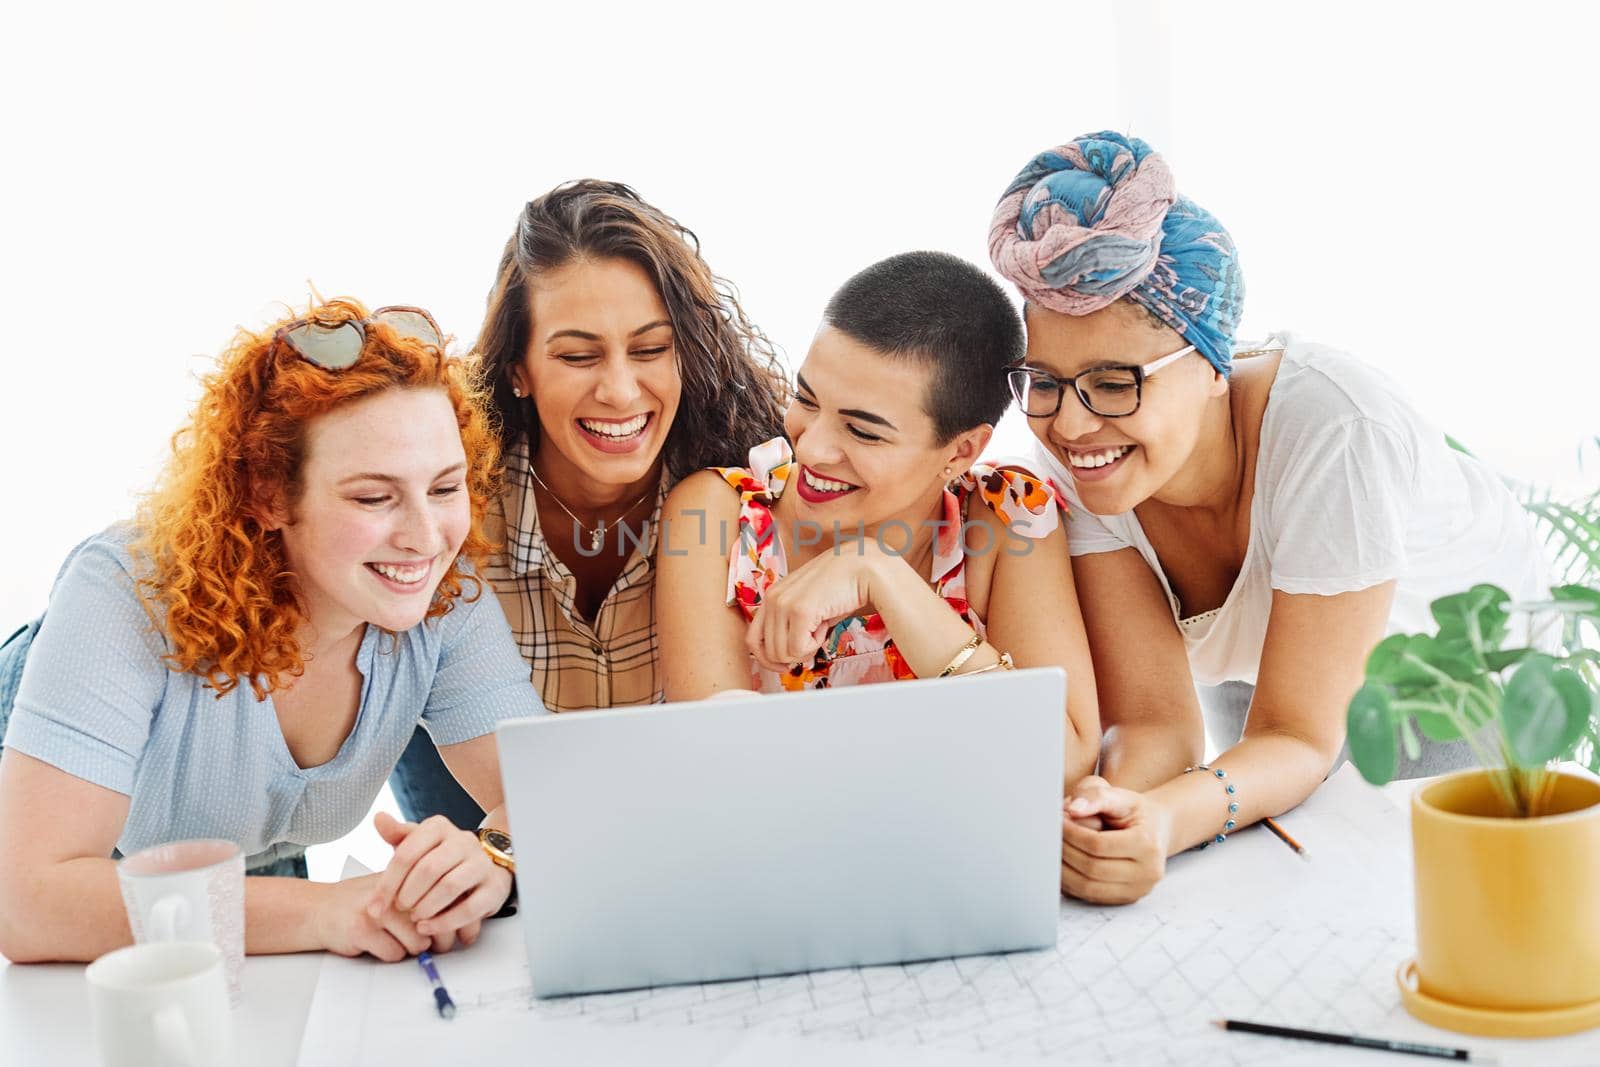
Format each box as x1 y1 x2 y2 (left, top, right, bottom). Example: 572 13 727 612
1033 334 1550 687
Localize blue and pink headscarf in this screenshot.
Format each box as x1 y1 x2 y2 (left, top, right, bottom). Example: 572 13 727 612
988 131 1244 376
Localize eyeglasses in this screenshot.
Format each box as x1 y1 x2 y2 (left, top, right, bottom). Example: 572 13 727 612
1006 344 1196 419
271 306 443 370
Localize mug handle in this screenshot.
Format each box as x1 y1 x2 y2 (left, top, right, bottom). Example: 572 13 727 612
151 1002 197 1066
148 895 192 942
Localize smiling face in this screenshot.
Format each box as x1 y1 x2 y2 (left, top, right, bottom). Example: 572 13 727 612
783 325 989 534
1020 300 1225 515
509 256 682 490
271 387 470 638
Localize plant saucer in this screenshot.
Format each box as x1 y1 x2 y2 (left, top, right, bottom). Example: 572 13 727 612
1397 959 1600 1037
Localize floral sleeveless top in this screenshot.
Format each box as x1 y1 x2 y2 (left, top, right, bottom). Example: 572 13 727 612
714 437 1065 692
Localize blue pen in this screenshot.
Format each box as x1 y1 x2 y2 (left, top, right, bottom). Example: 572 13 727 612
416 951 456 1019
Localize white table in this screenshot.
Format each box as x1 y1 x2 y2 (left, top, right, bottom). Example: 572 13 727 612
1 948 320 1066
6 777 1595 1066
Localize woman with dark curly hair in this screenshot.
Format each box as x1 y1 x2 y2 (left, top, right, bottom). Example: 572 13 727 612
0 299 540 963
388 180 789 828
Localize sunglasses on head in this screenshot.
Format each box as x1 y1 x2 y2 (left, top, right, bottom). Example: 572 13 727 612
271 306 443 370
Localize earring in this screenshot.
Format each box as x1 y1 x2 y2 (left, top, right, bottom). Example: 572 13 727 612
943 466 954 479
512 386 525 398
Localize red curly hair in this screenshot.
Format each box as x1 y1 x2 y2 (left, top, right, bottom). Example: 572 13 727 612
132 298 502 699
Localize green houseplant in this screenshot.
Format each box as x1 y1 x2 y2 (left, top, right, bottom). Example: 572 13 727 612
1346 582 1599 811
1345 582 1600 1036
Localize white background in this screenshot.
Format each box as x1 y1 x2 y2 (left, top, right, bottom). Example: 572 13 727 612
3 0 1596 627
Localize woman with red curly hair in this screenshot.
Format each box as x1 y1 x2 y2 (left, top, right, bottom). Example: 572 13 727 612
0 299 541 964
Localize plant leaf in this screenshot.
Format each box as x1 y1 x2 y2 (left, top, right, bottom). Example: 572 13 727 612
1347 683 1399 785
1367 635 1441 688
1431 585 1511 658
1502 655 1590 766
1547 669 1596 763
1525 501 1600 587
1414 707 1464 742
1484 647 1538 672
1551 584 1600 615
1408 638 1484 683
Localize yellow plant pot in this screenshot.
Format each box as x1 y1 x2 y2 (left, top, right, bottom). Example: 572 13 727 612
1399 769 1600 1037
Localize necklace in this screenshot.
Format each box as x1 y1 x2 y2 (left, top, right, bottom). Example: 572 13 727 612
528 463 656 552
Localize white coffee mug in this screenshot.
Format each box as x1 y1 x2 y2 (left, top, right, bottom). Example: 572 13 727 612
85 940 235 1067
116 838 245 1003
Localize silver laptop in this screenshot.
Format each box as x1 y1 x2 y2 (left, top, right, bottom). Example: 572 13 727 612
497 667 1065 997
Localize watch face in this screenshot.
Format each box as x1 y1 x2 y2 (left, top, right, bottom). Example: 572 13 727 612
482 828 513 857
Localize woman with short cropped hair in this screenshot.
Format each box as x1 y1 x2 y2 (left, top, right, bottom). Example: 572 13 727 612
656 250 1101 788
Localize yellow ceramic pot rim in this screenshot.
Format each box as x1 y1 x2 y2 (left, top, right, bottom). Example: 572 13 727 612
1412 769 1600 829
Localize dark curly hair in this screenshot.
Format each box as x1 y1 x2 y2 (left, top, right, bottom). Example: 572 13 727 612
475 180 789 479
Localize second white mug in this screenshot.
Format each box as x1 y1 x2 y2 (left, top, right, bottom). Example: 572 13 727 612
85 940 235 1067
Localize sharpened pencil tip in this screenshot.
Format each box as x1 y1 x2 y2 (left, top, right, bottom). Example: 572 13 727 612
1210 1019 1225 1029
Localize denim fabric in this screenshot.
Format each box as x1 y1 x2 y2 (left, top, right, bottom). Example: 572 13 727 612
0 616 43 755
107 846 307 879
247 852 309 879
387 725 485 830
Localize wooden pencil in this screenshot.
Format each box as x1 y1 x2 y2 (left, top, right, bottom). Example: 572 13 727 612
1262 816 1308 858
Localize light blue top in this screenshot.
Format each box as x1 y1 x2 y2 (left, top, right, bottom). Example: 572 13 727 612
4 526 545 868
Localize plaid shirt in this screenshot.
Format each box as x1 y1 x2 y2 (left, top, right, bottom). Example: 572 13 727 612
482 436 667 712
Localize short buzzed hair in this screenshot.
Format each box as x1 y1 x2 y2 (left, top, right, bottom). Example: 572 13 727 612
823 251 1023 442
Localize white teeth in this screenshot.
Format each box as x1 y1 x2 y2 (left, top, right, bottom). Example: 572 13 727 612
1066 445 1134 469
372 562 428 584
579 414 648 438
802 468 856 493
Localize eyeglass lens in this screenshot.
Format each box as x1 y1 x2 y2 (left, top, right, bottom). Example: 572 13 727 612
1011 368 1142 418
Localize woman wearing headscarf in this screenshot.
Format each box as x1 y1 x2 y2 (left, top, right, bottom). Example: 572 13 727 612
988 131 1548 904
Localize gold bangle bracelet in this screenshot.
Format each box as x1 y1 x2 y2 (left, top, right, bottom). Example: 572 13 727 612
937 632 983 677
958 651 1015 676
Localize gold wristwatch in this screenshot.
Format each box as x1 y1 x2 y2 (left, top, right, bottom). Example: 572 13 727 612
477 827 515 873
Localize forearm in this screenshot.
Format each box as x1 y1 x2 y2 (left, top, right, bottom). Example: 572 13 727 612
868 557 1003 678
1145 731 1335 855
1062 735 1100 794
0 857 132 962
244 874 334 954
1 859 332 962
1098 719 1204 792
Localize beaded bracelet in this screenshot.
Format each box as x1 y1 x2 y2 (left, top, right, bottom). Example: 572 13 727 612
1182 763 1239 848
